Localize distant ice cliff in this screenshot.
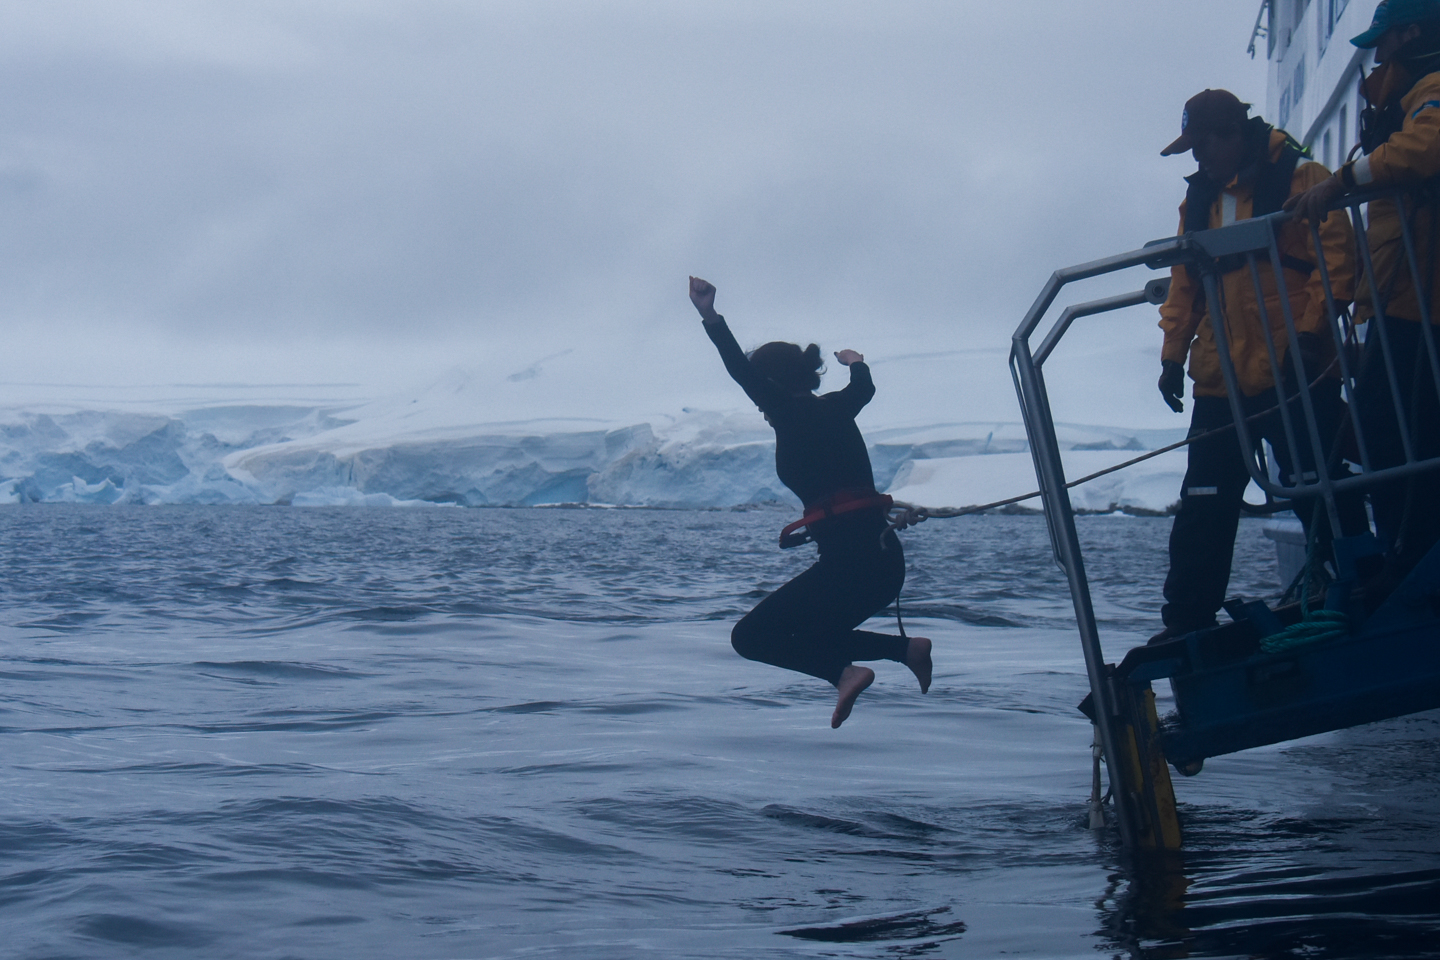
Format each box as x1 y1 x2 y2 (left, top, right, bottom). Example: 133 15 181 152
0 393 1190 512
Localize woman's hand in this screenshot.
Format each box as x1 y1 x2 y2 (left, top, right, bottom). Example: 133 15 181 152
834 349 863 366
689 276 719 321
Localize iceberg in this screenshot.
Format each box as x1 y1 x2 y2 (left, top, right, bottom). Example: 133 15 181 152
0 372 1196 512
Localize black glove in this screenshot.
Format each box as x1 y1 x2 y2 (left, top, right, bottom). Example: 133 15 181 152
1158 360 1185 413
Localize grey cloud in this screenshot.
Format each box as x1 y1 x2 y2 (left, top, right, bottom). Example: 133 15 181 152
0 0 1268 406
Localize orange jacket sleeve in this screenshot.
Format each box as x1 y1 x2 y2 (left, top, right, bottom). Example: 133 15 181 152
1291 160 1356 336
1158 203 1203 365
1350 73 1440 186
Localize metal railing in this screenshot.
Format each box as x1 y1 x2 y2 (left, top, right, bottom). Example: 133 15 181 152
1186 191 1440 530
1009 183 1440 849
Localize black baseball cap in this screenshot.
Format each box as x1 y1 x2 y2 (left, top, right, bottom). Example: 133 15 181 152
1161 89 1252 156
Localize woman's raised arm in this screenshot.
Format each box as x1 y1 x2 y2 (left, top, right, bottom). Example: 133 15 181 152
689 276 720 324
830 349 875 417
689 276 782 412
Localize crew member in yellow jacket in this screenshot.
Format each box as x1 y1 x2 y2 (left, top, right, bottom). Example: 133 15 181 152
1154 89 1361 640
1290 0 1440 588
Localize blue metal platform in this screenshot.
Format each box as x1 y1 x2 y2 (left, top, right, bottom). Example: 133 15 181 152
1117 553 1440 769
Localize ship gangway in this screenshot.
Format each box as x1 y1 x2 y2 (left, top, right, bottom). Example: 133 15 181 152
1011 184 1440 853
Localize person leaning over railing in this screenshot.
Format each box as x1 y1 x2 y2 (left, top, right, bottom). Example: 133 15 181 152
1289 0 1440 592
1151 89 1366 643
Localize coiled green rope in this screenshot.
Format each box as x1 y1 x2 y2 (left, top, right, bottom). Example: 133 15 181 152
1261 608 1350 652
1261 503 1351 653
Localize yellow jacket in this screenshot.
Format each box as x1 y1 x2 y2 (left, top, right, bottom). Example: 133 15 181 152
1345 66 1440 325
1159 129 1355 398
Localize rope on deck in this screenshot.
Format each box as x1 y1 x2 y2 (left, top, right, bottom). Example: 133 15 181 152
1260 609 1351 651
1261 507 1353 653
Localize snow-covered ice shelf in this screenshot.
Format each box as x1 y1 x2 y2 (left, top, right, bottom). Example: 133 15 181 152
0 375 1190 511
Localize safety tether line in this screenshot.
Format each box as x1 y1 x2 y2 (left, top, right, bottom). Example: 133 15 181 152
884 360 1341 538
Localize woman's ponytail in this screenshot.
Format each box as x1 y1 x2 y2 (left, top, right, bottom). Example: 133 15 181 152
799 344 824 391
749 340 824 393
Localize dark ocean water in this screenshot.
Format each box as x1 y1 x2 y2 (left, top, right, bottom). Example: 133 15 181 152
0 504 1437 959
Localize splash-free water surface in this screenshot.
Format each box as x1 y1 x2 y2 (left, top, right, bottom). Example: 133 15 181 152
1 505 1437 958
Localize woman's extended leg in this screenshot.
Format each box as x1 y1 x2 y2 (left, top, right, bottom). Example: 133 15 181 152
731 559 902 682
730 540 919 727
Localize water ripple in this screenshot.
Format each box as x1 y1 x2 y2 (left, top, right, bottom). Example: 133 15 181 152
0 505 1434 960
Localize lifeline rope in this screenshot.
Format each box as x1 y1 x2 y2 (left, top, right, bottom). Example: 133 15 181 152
883 357 1345 539
885 420 1252 535
881 402 1298 640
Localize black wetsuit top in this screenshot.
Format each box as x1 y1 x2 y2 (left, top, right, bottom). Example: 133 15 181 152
704 315 906 685
704 316 879 523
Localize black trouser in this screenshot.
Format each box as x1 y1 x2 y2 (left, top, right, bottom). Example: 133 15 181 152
732 520 908 686
1356 315 1440 573
1162 381 1365 631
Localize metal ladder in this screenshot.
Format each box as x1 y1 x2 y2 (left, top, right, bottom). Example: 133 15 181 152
1010 186 1440 852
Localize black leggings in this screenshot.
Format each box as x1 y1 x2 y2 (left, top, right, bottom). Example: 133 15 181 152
731 528 908 686
1162 382 1367 631
1356 315 1440 570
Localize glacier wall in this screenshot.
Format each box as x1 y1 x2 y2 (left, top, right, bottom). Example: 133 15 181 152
0 397 1190 512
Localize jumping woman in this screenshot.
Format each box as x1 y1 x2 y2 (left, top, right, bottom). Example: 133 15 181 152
688 276 932 728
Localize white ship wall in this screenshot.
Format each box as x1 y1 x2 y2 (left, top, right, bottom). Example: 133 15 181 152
1264 0 1375 166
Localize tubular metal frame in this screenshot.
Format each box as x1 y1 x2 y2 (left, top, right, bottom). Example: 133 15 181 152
1010 185 1440 851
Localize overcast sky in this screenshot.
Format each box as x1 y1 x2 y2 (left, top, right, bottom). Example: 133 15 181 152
0 1 1270 424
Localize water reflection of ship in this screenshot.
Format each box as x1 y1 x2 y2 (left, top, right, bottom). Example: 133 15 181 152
1095 768 1440 959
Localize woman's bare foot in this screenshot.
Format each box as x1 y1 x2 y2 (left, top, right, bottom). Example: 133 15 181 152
906 637 933 694
831 665 875 729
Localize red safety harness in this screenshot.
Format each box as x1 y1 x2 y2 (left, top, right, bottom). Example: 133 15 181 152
778 490 894 549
